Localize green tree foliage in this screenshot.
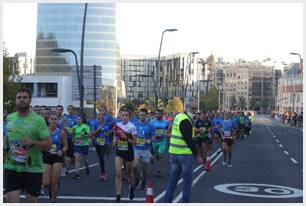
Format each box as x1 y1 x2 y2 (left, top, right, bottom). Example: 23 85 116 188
166 97 184 114
121 99 138 112
200 86 218 111
143 97 166 112
3 46 22 113
238 96 246 110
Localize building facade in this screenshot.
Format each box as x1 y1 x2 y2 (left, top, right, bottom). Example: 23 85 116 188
9 53 35 76
277 63 303 114
35 3 121 110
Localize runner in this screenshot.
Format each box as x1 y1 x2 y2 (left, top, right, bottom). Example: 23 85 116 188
220 112 236 167
150 109 171 178
91 111 113 181
133 108 153 190
62 105 78 174
71 116 91 180
211 113 222 152
4 88 51 203
114 109 137 202
195 111 212 163
42 114 68 202
55 105 65 129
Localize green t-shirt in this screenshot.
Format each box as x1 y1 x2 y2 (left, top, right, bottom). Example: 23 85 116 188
73 124 91 146
4 111 49 173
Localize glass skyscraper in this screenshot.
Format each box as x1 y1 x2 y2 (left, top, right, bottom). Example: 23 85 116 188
35 3 118 81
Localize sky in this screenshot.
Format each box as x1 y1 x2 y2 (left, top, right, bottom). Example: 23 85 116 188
3 2 303 64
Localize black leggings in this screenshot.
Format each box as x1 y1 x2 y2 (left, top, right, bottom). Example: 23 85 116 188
95 144 109 174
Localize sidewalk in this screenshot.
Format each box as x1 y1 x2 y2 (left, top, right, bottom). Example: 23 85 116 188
270 116 303 132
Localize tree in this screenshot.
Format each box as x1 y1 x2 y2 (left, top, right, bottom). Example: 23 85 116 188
143 97 166 112
3 46 23 113
200 86 218 111
166 97 184 114
238 96 246 110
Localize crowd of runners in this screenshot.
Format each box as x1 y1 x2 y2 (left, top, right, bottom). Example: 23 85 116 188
3 88 256 203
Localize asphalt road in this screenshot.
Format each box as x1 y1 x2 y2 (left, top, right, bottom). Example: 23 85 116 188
17 115 302 203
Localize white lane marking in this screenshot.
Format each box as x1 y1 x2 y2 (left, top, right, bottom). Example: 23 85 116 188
275 139 279 143
290 158 298 164
154 148 221 203
20 195 145 201
67 163 99 174
284 151 289 155
273 135 276 138
279 144 283 148
173 152 223 203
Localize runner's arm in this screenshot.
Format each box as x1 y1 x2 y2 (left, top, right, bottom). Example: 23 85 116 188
61 130 68 152
21 136 52 151
179 119 198 158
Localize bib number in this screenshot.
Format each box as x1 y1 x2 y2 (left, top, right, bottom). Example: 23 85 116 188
118 140 128 151
155 129 163 137
75 138 83 146
12 144 29 163
224 131 232 139
49 144 57 154
137 138 146 145
97 138 105 146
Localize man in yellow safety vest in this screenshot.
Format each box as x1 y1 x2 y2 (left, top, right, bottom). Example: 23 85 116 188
164 106 203 203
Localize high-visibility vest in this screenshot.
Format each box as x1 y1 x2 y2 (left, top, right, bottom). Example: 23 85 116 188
169 113 195 155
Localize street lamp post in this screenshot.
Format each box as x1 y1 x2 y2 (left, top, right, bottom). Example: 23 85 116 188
183 52 198 109
290 52 303 72
156 28 177 108
52 48 82 112
197 58 206 111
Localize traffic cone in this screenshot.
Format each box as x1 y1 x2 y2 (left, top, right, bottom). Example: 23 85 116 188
146 182 154 203
204 156 211 171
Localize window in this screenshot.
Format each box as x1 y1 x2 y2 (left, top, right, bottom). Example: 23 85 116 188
37 83 57 97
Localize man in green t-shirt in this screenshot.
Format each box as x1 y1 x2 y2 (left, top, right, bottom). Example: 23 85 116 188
4 88 51 203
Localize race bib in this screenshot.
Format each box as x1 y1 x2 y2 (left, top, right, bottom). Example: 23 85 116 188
224 131 231 136
118 140 128 151
202 127 206 132
96 137 105 146
49 144 57 154
75 138 83 146
12 144 29 163
155 129 163 136
137 138 146 145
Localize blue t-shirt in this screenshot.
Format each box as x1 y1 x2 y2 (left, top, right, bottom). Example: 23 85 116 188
211 117 222 131
150 118 171 142
93 120 112 146
49 128 62 153
3 120 7 137
63 114 78 140
130 116 140 126
220 119 236 139
134 121 153 150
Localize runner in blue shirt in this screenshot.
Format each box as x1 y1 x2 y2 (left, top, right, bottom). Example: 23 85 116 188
133 108 153 190
62 105 78 174
220 112 236 167
91 112 113 181
150 109 171 178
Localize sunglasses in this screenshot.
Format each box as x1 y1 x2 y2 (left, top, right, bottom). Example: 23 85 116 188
50 118 57 120
17 96 29 99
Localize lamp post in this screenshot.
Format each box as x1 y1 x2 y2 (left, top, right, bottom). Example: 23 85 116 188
52 48 82 113
290 52 303 72
183 52 198 109
156 28 177 108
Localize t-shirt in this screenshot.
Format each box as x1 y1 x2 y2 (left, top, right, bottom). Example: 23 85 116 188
114 121 137 152
72 124 91 146
211 117 221 131
48 128 62 154
93 120 112 146
220 119 236 139
195 119 211 139
134 121 153 150
150 118 171 142
4 112 49 173
62 114 78 140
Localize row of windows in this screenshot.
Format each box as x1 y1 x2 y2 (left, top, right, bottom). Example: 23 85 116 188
38 5 115 16
36 57 117 66
38 24 115 33
39 15 115 25
37 31 115 41
36 48 116 57
22 83 57 97
36 40 116 50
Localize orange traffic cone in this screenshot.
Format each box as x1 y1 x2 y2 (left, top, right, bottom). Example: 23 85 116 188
204 156 211 171
146 182 154 203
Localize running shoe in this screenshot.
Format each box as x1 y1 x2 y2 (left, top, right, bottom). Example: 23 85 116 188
227 163 232 168
129 186 135 200
40 187 45 195
222 160 227 166
100 173 107 181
